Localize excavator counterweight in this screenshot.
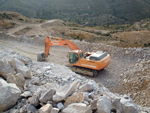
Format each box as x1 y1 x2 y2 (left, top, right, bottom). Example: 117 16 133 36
37 36 110 76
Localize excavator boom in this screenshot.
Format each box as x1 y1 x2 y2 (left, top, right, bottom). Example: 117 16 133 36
37 36 81 61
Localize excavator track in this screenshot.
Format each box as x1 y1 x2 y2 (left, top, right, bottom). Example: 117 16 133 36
69 66 98 77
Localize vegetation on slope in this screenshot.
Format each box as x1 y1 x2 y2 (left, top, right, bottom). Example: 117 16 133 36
0 0 150 25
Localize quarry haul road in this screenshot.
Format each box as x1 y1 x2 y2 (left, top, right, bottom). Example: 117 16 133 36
0 38 129 94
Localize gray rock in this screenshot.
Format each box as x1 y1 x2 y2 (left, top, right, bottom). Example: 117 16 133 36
88 92 95 99
27 104 37 113
39 104 52 113
30 77 40 85
0 77 8 86
20 91 32 98
57 102 64 110
62 103 92 113
39 89 56 103
64 92 84 106
0 79 21 112
51 108 59 113
112 98 123 113
9 58 32 79
97 96 112 113
125 50 130 55
0 58 15 79
7 73 25 92
9 109 19 113
120 95 138 113
28 88 42 106
79 80 97 92
53 82 79 102
90 99 98 110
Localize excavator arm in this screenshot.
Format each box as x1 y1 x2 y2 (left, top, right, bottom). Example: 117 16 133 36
37 36 81 61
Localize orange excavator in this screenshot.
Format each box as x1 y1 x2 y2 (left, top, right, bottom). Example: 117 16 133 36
37 36 110 76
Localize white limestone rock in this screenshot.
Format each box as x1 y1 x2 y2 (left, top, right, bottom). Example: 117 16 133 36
57 102 64 110
39 89 56 103
62 103 92 113
51 108 60 113
64 92 84 106
28 88 42 106
120 95 138 113
9 58 32 79
0 59 15 79
39 104 52 113
79 80 97 92
0 78 21 112
97 96 112 113
53 82 79 102
20 91 32 98
30 76 40 85
7 73 25 92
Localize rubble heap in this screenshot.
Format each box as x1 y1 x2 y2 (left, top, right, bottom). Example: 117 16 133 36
0 50 149 113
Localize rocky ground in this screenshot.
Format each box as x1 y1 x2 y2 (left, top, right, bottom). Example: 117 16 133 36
0 50 150 113
0 32 150 113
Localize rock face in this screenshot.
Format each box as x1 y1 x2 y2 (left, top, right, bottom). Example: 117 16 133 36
53 82 79 102
0 78 21 112
62 103 92 113
97 96 112 113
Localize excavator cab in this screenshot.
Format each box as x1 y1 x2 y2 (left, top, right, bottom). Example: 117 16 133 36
69 50 84 64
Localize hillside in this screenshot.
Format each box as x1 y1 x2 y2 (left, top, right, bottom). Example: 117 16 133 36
0 0 150 25
0 11 150 48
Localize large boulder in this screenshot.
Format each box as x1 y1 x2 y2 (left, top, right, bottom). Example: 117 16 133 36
64 92 84 106
62 103 92 113
53 82 79 102
0 58 15 79
0 78 21 112
7 73 25 92
120 95 138 113
97 96 112 113
9 58 32 79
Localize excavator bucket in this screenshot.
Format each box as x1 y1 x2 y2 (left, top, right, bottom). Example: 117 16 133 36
37 51 47 61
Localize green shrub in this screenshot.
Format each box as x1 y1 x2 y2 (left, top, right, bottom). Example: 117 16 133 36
72 28 78 30
19 18 24 21
74 36 79 39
